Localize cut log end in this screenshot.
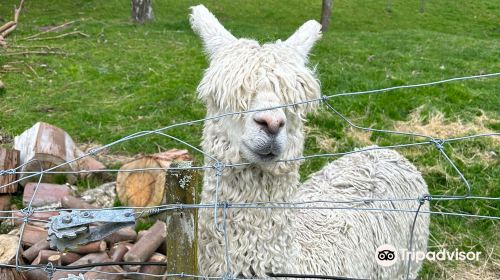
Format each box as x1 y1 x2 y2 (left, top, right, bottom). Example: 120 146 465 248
116 149 192 207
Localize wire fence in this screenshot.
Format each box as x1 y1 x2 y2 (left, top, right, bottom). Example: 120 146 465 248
0 72 499 280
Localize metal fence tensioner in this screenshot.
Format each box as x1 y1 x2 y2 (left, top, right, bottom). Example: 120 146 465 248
46 209 136 251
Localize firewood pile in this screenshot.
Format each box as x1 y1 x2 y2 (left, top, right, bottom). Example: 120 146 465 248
0 122 198 279
0 217 167 279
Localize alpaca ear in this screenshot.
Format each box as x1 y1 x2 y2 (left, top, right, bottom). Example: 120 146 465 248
190 5 237 58
285 20 322 60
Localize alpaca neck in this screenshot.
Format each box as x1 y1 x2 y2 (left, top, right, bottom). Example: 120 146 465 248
200 164 299 205
198 118 304 277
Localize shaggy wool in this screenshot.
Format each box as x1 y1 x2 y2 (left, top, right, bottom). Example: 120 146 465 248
190 5 429 279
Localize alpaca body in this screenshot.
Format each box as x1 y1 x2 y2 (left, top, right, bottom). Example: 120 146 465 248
198 147 429 279
291 148 429 279
190 5 429 279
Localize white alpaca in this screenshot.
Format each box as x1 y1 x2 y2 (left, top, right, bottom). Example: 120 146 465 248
191 5 429 279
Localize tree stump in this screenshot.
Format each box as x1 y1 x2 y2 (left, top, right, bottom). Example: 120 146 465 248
0 234 27 280
131 0 154 23
116 149 192 207
14 122 105 185
0 148 20 193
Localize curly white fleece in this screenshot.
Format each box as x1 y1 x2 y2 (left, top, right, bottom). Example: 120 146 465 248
191 5 429 279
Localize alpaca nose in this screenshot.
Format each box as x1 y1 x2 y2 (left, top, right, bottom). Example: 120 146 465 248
253 113 285 135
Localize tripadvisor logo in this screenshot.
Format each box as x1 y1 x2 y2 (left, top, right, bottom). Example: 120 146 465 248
375 244 481 266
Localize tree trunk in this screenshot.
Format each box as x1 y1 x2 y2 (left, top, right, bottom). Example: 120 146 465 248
116 149 192 207
131 0 154 23
320 0 334 32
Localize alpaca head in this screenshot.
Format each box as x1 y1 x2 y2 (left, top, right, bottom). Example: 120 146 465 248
191 5 321 166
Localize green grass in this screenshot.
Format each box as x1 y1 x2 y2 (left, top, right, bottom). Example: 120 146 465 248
0 0 499 278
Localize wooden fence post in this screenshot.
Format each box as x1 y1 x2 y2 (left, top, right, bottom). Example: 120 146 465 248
164 161 198 276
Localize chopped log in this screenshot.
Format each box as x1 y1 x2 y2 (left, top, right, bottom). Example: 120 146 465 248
122 264 140 272
0 234 27 280
104 226 137 244
61 195 97 209
13 210 58 227
22 182 72 207
0 148 20 193
137 230 147 240
136 253 167 280
123 220 166 262
47 254 61 266
31 250 81 265
25 270 45 280
51 252 109 279
14 122 106 185
74 149 107 180
116 149 191 207
109 243 130 262
137 229 166 255
22 240 49 262
84 264 125 280
21 224 47 246
69 240 106 255
0 195 11 219
165 162 198 275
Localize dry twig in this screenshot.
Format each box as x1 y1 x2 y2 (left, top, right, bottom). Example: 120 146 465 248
2 51 69 56
23 20 78 40
26 30 89 41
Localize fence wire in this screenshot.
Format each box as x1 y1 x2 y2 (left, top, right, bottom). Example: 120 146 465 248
0 72 499 280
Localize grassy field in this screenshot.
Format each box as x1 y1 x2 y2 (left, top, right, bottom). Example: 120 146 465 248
1 0 499 278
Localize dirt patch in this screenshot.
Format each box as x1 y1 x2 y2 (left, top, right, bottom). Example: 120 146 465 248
304 125 338 152
442 262 500 280
345 127 373 145
394 107 498 168
394 106 498 144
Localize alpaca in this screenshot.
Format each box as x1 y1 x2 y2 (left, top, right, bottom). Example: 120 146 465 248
190 5 429 279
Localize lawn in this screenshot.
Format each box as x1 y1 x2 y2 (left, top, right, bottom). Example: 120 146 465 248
0 0 499 279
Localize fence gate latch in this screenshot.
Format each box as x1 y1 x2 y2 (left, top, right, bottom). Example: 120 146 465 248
46 209 136 251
